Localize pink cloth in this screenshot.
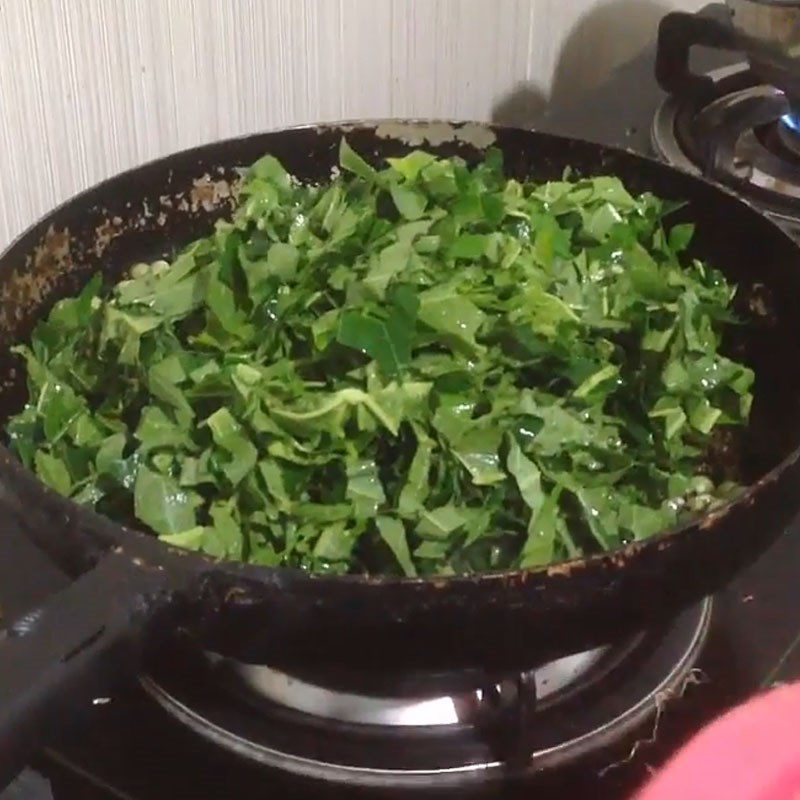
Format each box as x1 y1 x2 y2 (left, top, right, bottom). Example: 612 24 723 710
636 683 800 800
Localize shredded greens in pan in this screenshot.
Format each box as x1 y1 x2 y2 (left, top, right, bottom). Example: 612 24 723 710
5 140 754 576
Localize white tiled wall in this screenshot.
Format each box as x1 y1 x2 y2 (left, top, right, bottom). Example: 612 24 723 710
0 0 706 247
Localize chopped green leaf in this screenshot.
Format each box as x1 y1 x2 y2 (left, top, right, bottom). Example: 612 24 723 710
34 450 72 496
6 140 752 577
346 460 386 518
134 466 200 536
418 284 484 350
339 138 377 182
376 516 417 577
390 184 427 221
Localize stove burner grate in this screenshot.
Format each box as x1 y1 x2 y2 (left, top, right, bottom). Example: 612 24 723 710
140 600 712 790
652 63 800 234
210 635 640 727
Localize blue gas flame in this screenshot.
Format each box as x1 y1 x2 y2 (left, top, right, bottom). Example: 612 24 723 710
781 113 800 135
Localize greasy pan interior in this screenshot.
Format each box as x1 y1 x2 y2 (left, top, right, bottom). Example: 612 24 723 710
0 121 799 671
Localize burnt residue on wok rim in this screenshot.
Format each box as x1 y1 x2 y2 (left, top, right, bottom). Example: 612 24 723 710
0 120 799 671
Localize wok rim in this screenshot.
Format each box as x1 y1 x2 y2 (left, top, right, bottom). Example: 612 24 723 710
0 117 796 589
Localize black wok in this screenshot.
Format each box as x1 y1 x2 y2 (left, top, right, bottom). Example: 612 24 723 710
1 121 799 785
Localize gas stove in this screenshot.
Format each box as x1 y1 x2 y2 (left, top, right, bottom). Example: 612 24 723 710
652 59 800 236
5 9 800 800
652 63 800 217
540 4 800 238
23 527 800 800
136 602 709 791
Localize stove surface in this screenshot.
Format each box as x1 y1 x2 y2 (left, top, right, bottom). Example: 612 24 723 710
24 523 800 800
4 13 800 800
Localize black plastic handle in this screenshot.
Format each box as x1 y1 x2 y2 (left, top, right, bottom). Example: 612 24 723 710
656 10 739 101
0 551 175 790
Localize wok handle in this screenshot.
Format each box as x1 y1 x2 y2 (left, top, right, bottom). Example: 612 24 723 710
0 551 176 790
655 11 738 101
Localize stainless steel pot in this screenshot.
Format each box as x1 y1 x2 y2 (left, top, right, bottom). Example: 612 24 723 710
727 0 800 100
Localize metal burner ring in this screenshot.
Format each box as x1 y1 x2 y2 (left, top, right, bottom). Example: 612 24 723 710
140 599 712 790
